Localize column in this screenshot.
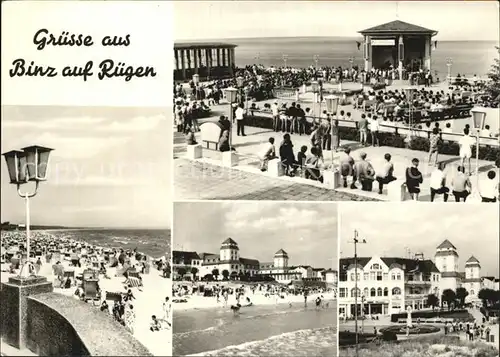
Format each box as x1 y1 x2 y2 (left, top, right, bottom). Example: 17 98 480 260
424 35 431 72
181 49 186 79
217 48 221 67
206 48 211 78
398 35 404 80
193 49 198 74
364 35 372 72
230 48 235 76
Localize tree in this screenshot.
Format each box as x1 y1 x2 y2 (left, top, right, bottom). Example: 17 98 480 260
427 294 439 311
230 271 238 280
177 267 187 280
456 287 469 308
222 269 230 280
442 289 457 311
191 267 199 281
486 46 500 102
212 269 219 281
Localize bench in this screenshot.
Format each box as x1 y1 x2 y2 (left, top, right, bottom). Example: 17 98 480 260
200 121 224 150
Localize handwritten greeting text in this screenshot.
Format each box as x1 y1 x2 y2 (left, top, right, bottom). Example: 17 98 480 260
8 29 157 82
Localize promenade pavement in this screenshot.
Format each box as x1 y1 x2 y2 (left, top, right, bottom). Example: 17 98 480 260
174 121 497 202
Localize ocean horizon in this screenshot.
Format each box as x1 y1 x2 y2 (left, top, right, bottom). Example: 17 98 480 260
176 37 498 79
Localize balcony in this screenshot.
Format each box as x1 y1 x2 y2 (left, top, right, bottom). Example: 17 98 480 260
405 280 431 286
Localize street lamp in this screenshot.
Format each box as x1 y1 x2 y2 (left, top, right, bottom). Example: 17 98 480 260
325 95 339 167
236 76 245 106
471 109 487 184
446 58 453 84
352 230 367 357
2 145 53 278
224 87 238 151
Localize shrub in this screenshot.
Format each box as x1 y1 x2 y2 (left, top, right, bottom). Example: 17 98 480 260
382 331 398 341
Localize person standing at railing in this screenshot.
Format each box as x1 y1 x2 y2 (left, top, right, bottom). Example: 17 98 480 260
458 128 475 175
427 128 441 167
235 104 246 136
271 101 280 132
405 158 423 201
358 114 368 146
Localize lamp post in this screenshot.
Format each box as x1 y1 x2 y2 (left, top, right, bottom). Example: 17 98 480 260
2 145 53 278
361 295 366 334
471 109 487 190
352 230 366 357
224 87 238 151
446 58 453 84
311 80 320 124
325 95 339 167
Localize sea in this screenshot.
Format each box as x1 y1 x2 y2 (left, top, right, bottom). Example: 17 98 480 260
40 228 170 258
225 37 498 79
173 300 337 356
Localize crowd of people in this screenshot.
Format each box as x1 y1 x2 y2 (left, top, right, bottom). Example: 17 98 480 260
0 230 172 336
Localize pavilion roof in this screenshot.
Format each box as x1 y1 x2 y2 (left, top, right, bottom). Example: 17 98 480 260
359 20 437 36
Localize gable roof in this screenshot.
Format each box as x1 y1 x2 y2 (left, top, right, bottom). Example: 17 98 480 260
359 20 437 35
437 239 457 250
339 257 439 274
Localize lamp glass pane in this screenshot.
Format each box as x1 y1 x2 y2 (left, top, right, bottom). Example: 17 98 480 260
311 82 318 92
4 155 18 183
37 150 51 179
225 88 237 103
25 150 37 180
471 112 485 130
331 98 339 114
18 154 27 183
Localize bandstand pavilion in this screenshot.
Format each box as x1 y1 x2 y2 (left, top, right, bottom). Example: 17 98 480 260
359 20 438 79
174 42 237 82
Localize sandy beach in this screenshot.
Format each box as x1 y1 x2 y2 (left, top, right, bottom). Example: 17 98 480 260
1 230 172 356
173 281 336 312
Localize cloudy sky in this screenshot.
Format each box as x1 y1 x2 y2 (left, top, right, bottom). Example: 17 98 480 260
1 106 170 228
174 202 338 269
174 1 499 41
339 204 499 277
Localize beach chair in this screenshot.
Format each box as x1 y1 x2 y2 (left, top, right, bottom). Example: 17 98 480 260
82 279 101 306
125 276 143 288
105 291 123 302
128 270 140 279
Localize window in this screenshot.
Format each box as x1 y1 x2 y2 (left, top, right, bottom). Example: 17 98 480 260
443 264 447 271
371 263 381 270
391 274 396 280
350 273 355 281
377 288 383 296
351 288 360 298
364 288 369 297
339 288 347 298
364 272 369 280
383 273 388 280
397 274 402 280
392 287 401 295
384 288 389 296
471 290 475 295
377 272 383 281
370 288 376 297
370 272 376 280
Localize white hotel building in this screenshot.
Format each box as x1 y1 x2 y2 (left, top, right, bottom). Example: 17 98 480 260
338 239 495 318
173 238 337 286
